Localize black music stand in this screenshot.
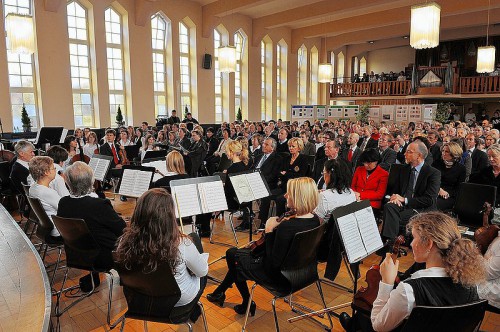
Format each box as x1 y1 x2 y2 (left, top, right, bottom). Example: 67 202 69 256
34 127 64 149
124 145 140 162
115 165 156 199
143 149 168 160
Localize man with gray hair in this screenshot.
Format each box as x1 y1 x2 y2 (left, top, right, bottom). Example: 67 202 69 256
10 139 35 195
57 161 125 291
379 141 441 253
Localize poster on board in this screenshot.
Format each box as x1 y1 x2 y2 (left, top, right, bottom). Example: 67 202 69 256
423 104 436 121
291 105 303 119
343 105 359 118
303 105 314 118
368 106 381 120
395 105 408 122
316 105 326 120
328 106 343 118
381 105 395 121
409 105 422 121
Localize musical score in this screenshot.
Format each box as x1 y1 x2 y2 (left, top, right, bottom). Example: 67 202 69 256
118 169 154 198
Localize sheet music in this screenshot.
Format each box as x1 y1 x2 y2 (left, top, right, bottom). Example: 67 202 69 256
142 160 171 182
170 184 202 218
245 172 268 200
118 169 152 198
354 207 383 255
336 214 367 263
59 129 68 143
229 174 254 203
198 181 228 213
88 157 111 181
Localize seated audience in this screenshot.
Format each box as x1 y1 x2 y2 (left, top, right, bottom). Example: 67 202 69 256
114 188 208 317
342 133 361 173
378 133 397 171
477 229 500 310
299 130 315 156
466 133 489 177
207 177 320 316
470 144 500 200
351 149 389 211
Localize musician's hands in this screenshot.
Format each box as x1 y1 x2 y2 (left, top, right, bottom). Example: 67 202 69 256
439 188 449 199
389 194 404 207
116 164 123 169
265 217 279 233
380 253 399 285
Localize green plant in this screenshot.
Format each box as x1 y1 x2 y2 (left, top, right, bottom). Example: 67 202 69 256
184 105 189 118
21 103 31 131
115 105 124 126
236 107 242 121
356 102 371 124
435 102 452 124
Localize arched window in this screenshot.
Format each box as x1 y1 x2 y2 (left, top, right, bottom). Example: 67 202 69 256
67 1 94 127
260 36 272 120
234 31 245 119
353 56 359 77
330 51 336 84
213 28 223 123
105 7 127 125
337 51 345 83
310 46 318 104
179 21 191 113
276 40 287 120
297 45 307 104
360 56 367 75
151 13 171 117
3 0 40 131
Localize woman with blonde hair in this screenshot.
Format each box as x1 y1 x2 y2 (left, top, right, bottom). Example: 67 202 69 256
368 212 485 331
154 150 188 188
207 177 320 315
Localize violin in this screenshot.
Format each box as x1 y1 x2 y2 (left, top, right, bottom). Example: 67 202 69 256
475 202 500 255
118 144 129 165
246 209 297 256
71 140 90 164
0 150 15 162
353 235 406 312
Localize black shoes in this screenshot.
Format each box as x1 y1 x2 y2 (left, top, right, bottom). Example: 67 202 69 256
339 312 352 331
206 292 226 307
234 301 256 316
198 230 211 238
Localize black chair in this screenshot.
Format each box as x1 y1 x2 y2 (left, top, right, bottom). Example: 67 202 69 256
21 183 38 238
453 183 497 227
25 195 64 287
241 223 332 332
0 161 16 207
400 300 487 332
51 215 115 324
110 262 208 332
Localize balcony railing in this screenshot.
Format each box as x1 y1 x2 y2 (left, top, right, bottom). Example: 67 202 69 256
460 76 500 94
331 80 411 97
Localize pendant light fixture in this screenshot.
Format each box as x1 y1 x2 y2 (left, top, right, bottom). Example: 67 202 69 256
477 0 496 73
318 18 333 83
5 13 35 54
218 45 236 73
410 2 441 49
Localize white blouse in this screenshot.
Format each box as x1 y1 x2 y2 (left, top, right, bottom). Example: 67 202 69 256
29 183 62 236
314 188 356 222
477 232 500 309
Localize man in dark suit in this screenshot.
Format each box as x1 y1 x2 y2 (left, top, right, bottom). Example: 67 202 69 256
394 133 409 164
357 126 378 152
166 109 181 125
341 133 361 173
381 141 441 246
378 133 397 171
276 128 289 153
313 139 345 189
254 138 282 226
466 133 489 176
427 130 442 163
10 140 35 195
204 127 219 158
99 129 122 169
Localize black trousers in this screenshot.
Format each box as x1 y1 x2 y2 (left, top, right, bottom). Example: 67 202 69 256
382 203 418 239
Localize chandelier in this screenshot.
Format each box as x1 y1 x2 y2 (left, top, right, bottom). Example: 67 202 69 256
5 13 35 54
218 45 236 73
410 2 441 49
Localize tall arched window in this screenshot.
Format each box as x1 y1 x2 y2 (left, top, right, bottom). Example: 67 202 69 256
105 7 127 125
234 31 244 119
4 0 40 131
310 46 318 104
260 36 272 120
353 56 359 77
67 1 94 127
179 21 191 113
276 40 287 120
213 28 223 123
297 45 307 104
330 51 336 84
151 14 171 117
337 52 345 83
360 57 367 75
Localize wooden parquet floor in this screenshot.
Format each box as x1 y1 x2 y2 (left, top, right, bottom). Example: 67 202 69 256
16 197 500 332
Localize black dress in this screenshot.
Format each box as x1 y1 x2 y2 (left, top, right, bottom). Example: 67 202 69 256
432 159 466 211
279 154 309 190
224 161 250 210
470 166 500 206
153 173 189 189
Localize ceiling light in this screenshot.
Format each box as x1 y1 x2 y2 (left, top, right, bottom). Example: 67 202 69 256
410 2 441 49
218 45 236 73
5 13 35 54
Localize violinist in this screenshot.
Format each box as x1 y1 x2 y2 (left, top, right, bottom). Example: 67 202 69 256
207 177 320 317
46 146 70 197
62 135 78 169
99 129 122 169
477 211 500 309
74 128 85 146
83 131 99 159
118 130 132 147
342 212 486 332
139 134 159 161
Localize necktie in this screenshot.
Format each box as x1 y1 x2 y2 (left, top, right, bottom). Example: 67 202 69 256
405 168 417 198
111 144 119 165
257 154 268 169
348 149 353 162
361 138 368 151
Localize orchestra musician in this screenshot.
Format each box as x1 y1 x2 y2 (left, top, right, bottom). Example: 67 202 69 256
46 146 70 197
82 131 99 159
207 177 320 316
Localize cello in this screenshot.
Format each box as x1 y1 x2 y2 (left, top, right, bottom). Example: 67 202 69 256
352 235 406 312
475 202 500 255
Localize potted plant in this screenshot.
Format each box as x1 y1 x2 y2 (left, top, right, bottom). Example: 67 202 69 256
236 107 242 121
21 103 32 132
434 102 452 125
184 105 189 118
356 102 371 124
116 105 125 126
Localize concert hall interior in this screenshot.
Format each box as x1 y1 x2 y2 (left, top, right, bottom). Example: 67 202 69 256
0 0 500 331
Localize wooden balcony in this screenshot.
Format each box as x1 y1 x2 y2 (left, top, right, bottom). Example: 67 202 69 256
460 76 500 94
331 80 411 97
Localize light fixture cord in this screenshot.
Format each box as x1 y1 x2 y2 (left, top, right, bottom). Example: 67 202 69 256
486 0 491 45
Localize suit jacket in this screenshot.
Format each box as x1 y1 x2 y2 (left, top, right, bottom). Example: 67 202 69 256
429 142 443 164
10 161 30 195
386 163 441 211
99 142 122 168
351 165 389 209
188 140 208 177
358 137 378 151
379 148 397 171
396 142 409 164
470 148 489 176
254 152 282 190
315 145 325 161
279 154 309 190
179 137 192 151
341 146 361 173
301 141 316 156
313 157 350 189
205 136 219 158
276 140 289 153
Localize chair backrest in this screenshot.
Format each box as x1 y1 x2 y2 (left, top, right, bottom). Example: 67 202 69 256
26 195 54 240
454 183 497 228
114 260 182 321
0 161 12 190
51 215 101 270
217 153 232 172
400 300 487 332
280 223 326 292
22 183 30 197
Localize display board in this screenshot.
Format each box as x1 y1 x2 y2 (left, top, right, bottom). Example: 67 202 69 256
409 105 422 122
327 106 343 119
316 105 326 121
395 105 408 122
343 105 359 118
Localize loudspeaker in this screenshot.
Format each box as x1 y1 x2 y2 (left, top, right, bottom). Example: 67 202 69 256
202 53 212 69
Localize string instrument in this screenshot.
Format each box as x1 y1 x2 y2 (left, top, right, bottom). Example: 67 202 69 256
353 235 406 312
0 150 15 162
118 144 130 165
475 202 500 255
71 140 90 164
246 209 297 256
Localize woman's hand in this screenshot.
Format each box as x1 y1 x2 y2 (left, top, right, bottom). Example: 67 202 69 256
380 253 399 285
354 191 361 201
438 188 449 199
280 171 286 175
265 217 280 233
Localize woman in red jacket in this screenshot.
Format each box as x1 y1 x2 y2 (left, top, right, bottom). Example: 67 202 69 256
351 148 389 213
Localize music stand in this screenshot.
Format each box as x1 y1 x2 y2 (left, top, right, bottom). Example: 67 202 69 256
143 149 168 160
124 145 140 162
34 127 64 149
116 165 155 199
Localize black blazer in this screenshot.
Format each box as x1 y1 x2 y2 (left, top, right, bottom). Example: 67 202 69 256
341 146 361 173
254 152 282 190
315 145 326 162
429 142 442 164
205 136 219 158
279 154 309 190
358 137 378 150
276 140 289 154
99 142 122 168
379 148 397 171
10 162 29 195
153 173 189 188
396 142 409 164
178 137 192 151
224 161 250 210
385 163 441 211
470 148 489 176
188 140 207 177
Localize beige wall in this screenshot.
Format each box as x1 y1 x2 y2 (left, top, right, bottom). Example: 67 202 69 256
366 46 415 75
0 0 330 131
